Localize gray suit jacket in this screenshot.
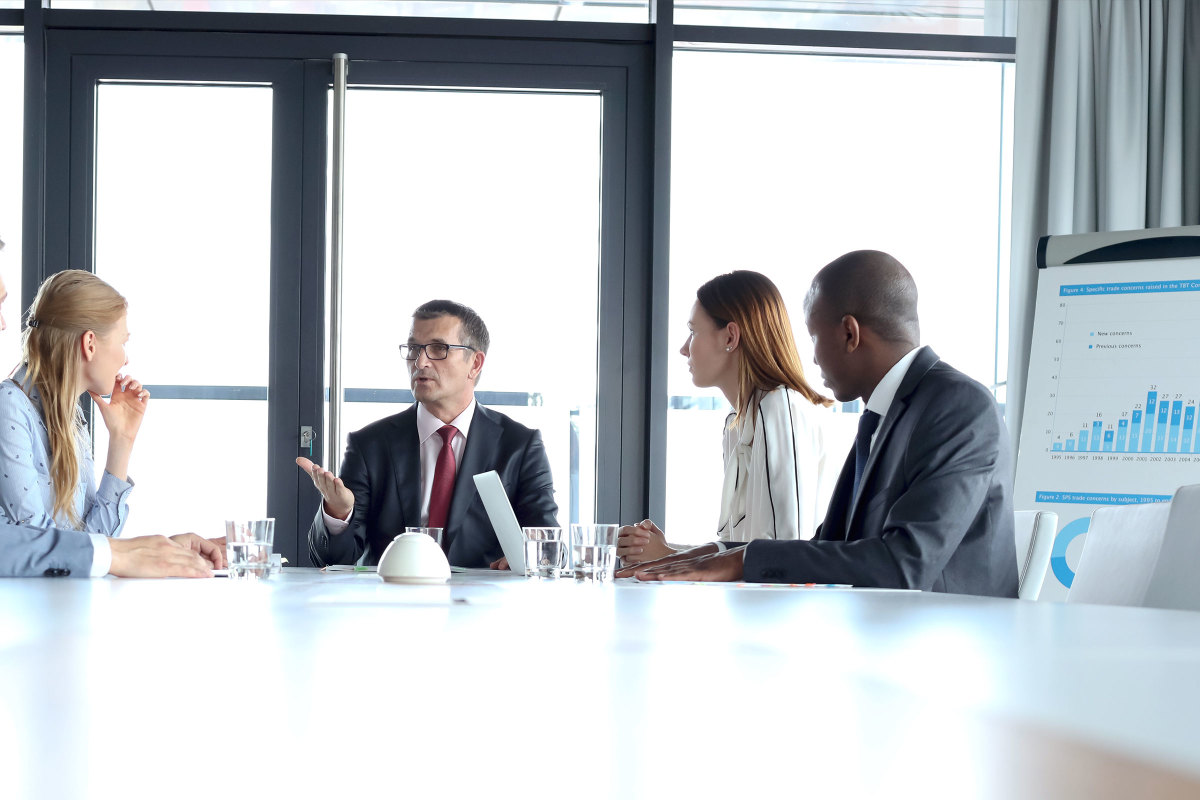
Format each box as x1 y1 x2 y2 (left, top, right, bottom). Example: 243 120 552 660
0 523 93 577
307 403 559 568
743 347 1017 597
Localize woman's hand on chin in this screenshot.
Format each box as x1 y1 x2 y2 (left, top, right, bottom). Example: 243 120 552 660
90 373 150 443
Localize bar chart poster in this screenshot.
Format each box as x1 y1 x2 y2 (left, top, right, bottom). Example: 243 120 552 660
1015 254 1200 600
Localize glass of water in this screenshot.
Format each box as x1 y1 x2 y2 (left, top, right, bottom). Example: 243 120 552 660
405 527 445 548
224 519 275 579
521 526 564 579
570 524 620 582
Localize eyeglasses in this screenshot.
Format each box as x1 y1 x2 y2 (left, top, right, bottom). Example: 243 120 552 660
399 342 476 361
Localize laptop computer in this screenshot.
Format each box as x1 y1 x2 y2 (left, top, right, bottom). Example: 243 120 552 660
472 470 527 573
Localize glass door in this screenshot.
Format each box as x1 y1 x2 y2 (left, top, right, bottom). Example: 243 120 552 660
42 32 651 566
91 81 275 536
324 66 611 535
45 52 307 559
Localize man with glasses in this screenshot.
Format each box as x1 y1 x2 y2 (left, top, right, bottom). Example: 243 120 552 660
300 299 559 568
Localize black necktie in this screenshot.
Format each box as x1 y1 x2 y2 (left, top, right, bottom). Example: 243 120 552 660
853 410 881 500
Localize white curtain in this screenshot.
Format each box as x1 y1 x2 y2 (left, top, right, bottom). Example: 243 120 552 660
1007 0 1200 454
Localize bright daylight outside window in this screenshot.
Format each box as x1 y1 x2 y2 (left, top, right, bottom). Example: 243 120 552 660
48 0 650 23
334 88 602 528
665 48 1013 544
92 83 273 537
675 0 1011 35
0 36 22 377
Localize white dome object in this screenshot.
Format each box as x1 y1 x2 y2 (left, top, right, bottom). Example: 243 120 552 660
378 533 451 584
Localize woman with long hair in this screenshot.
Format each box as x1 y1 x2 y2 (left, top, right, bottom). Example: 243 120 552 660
0 270 149 535
618 270 833 563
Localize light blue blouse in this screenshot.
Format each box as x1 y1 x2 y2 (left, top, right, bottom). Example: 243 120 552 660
0 367 132 535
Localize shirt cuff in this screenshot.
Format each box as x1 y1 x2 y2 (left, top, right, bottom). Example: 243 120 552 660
97 471 135 504
89 533 112 577
713 541 727 553
322 505 352 534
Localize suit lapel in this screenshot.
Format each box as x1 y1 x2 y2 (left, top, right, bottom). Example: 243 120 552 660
389 407 423 529
845 347 940 534
445 404 500 545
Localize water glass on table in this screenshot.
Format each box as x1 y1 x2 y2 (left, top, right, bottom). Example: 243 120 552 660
570 523 620 582
522 526 564 579
224 519 275 579
405 527 445 548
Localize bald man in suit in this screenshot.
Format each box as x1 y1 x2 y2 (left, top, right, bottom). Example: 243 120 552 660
624 250 1017 597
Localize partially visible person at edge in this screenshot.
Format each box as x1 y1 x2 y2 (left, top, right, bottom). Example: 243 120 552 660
617 270 833 565
0 238 221 577
620 250 1018 598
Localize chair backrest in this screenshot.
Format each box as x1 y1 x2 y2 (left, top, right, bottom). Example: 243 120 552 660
1014 510 1057 601
1066 502 1172 606
1143 484 1200 611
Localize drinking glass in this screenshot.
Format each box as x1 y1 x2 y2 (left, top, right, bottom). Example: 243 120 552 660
224 519 275 579
522 526 564 579
405 527 445 547
570 524 619 582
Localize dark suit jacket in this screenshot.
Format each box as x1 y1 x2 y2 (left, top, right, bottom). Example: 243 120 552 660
307 403 559 568
743 347 1018 597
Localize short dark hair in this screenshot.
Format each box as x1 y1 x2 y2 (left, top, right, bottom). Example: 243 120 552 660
808 250 920 346
411 299 491 354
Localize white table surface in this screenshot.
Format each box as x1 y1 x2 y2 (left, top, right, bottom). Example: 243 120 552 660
2 569 1199 799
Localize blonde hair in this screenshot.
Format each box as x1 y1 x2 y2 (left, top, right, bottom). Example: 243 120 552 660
696 270 832 428
20 270 127 528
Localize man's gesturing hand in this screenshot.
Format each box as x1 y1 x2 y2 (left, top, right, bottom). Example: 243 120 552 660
296 457 356 519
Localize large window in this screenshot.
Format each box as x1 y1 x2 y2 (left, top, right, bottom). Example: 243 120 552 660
665 48 1014 543
675 0 1015 35
25 5 1012 558
0 35 21 376
334 87 602 527
91 83 273 536
49 0 650 23
41 33 646 561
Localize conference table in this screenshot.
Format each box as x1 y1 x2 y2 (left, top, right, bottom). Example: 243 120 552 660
3 569 1200 799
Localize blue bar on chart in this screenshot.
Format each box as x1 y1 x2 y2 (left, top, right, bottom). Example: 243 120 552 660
1142 392 1157 452
1066 439 1076 452
1079 429 1090 450
1091 420 1103 452
1131 409 1143 451
1116 418 1129 451
1169 401 1184 452
1155 401 1170 452
1052 442 1063 451
1188 406 1198 453
1103 429 1115 452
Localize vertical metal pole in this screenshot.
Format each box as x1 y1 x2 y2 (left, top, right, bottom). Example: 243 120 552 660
327 53 348 474
22 0 48 309
647 0 673 525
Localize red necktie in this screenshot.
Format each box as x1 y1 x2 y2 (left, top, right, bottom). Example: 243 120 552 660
427 425 458 530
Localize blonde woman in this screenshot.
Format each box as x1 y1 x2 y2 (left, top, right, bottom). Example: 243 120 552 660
0 270 149 536
617 270 833 565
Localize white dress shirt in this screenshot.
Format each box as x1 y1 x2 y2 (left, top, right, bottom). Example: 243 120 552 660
863 346 924 452
89 534 112 576
713 385 832 547
323 400 477 533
